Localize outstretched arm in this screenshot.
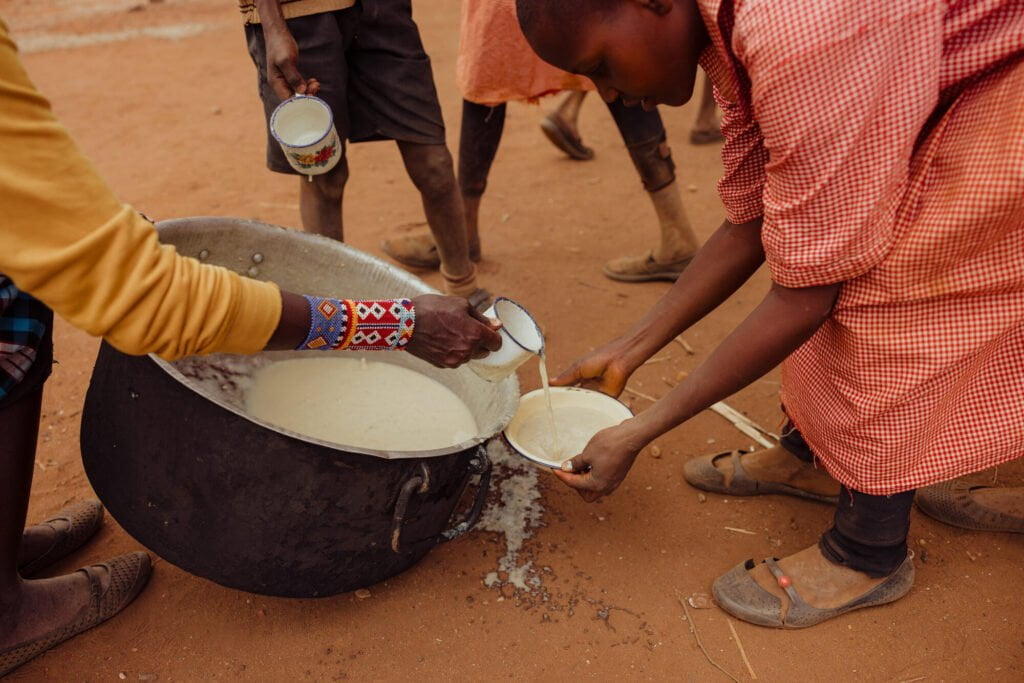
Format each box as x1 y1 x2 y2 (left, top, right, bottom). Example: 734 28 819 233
0 25 498 368
554 217 765 396
555 279 839 501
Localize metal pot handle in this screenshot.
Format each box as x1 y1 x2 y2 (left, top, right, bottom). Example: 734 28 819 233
439 445 491 543
389 445 491 554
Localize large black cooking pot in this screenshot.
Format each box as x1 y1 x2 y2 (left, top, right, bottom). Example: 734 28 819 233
81 217 518 598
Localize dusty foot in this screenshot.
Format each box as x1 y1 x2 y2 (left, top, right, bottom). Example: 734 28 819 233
746 544 887 615
715 445 841 498
970 487 1024 517
0 568 108 649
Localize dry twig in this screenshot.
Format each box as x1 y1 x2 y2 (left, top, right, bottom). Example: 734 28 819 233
675 591 741 683
709 402 776 449
726 619 757 680
724 527 757 536
641 354 674 366
624 386 659 403
672 336 696 355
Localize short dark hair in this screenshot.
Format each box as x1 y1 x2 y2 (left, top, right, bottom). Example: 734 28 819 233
516 0 619 38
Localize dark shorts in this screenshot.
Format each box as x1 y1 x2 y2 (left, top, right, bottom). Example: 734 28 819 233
0 276 53 409
246 0 447 175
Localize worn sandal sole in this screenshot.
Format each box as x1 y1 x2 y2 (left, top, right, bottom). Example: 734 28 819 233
19 500 104 577
0 552 152 676
683 450 839 505
713 553 914 629
915 479 1024 533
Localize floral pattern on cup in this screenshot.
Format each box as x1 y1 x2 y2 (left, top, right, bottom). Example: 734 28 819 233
289 140 338 169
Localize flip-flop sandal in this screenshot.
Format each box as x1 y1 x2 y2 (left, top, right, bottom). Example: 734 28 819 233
915 479 1024 533
712 553 915 629
540 113 595 161
19 500 104 577
380 231 440 270
602 251 694 283
683 450 839 505
0 552 152 676
689 128 724 145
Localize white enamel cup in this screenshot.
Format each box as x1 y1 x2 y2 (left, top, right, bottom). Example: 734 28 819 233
469 297 543 382
269 94 341 178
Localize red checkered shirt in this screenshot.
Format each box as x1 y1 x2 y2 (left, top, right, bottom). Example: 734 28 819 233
698 0 1024 493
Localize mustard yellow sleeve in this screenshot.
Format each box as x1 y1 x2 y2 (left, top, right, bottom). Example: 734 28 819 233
0 20 281 360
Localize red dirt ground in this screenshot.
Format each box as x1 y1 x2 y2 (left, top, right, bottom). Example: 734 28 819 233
5 1 1023 680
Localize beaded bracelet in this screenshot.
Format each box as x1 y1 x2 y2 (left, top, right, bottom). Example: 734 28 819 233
297 297 415 351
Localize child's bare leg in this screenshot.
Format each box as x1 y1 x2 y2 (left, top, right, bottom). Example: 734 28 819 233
459 100 506 260
0 390 99 650
648 179 700 264
298 156 349 242
554 91 586 130
541 91 593 161
689 73 723 145
604 100 700 282
395 141 480 296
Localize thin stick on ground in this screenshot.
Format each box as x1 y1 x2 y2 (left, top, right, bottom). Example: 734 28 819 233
624 386 659 403
726 619 757 680
709 402 776 449
672 335 696 355
675 591 741 683
641 354 674 366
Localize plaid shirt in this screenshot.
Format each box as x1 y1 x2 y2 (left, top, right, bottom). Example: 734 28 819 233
0 276 49 400
698 0 1024 494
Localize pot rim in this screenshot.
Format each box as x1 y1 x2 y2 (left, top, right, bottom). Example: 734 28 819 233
149 217 520 460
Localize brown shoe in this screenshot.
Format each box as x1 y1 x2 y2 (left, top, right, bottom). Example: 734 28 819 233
915 479 1024 533
380 229 483 271
0 552 152 677
380 230 441 270
603 251 694 283
540 113 594 161
683 450 839 505
19 500 104 577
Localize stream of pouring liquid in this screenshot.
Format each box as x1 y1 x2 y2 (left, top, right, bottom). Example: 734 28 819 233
537 351 564 459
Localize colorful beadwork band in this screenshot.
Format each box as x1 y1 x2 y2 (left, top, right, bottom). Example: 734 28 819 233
297 297 414 352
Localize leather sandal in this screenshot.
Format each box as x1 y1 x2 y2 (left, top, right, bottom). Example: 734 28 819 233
712 553 914 629
683 450 839 505
380 230 441 270
540 113 594 161
602 251 694 283
0 552 152 676
380 229 483 271
915 479 1024 533
19 500 104 578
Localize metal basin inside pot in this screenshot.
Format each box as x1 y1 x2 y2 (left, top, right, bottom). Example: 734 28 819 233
81 217 519 597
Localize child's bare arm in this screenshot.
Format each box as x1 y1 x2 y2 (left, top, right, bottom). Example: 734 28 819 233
553 216 765 396
555 279 840 502
255 0 320 99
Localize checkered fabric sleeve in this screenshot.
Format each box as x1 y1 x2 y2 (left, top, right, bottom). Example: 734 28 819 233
0 276 48 400
297 297 415 351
